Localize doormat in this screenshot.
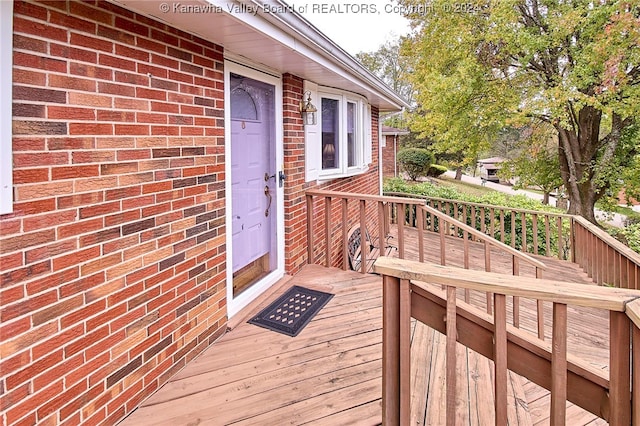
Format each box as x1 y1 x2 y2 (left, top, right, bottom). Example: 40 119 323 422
247 285 334 337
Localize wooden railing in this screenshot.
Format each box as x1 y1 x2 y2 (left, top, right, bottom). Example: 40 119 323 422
385 192 573 260
305 190 545 277
305 190 548 337
374 257 640 426
573 216 640 289
386 191 640 290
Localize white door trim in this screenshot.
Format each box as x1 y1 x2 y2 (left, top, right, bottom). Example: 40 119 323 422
224 61 285 318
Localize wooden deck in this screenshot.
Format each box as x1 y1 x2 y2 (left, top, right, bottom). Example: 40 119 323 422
121 231 609 425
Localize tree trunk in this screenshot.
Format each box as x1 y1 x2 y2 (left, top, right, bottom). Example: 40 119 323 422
542 192 549 205
555 105 610 225
455 167 463 180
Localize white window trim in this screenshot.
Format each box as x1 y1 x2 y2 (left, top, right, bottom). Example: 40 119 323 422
317 88 371 180
0 0 13 214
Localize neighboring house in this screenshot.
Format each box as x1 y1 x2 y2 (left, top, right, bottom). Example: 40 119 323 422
477 156 505 183
380 125 409 178
0 1 408 425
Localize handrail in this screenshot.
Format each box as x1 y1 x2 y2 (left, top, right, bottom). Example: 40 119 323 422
306 189 427 206
374 257 638 311
420 205 547 272
375 256 640 425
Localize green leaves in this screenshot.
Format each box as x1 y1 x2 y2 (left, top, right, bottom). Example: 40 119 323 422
399 0 639 222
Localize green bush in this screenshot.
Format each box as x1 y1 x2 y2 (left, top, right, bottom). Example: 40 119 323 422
427 164 448 177
608 223 640 254
397 148 434 181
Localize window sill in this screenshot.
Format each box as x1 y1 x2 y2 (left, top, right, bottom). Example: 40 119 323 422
317 165 370 184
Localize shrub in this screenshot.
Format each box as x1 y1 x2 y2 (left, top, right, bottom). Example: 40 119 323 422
397 148 434 181
427 164 448 177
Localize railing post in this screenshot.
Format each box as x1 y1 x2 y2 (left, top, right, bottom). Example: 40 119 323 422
609 311 631 425
494 293 507 426
550 303 567 426
446 286 457 426
306 194 314 265
382 275 411 426
325 197 332 268
342 198 349 270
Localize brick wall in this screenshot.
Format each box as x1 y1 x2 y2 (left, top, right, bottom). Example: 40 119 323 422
382 134 398 178
282 73 381 273
1 2 227 424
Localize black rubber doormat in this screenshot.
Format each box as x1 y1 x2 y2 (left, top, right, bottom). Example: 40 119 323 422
247 286 334 337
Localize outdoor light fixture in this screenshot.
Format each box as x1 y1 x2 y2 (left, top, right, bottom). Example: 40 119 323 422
300 91 317 125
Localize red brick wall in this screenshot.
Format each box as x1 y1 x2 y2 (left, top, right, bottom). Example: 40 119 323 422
382 134 398 177
282 73 381 274
1 2 227 424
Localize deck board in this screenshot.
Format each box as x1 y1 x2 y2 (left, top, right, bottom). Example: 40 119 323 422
122 229 610 426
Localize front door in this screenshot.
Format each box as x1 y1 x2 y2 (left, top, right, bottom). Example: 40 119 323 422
230 74 277 296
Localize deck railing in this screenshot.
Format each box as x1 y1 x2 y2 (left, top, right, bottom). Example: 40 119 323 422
385 192 573 260
573 216 640 289
374 257 640 426
305 190 548 336
385 192 640 290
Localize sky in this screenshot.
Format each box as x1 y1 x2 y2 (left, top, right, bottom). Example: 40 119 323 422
297 1 411 55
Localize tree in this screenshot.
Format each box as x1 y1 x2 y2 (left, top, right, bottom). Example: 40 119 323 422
499 125 563 205
399 0 640 223
356 37 414 106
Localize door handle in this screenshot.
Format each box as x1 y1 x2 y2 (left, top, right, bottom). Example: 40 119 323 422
264 185 272 217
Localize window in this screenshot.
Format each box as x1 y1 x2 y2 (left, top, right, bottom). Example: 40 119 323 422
317 90 371 179
0 0 13 214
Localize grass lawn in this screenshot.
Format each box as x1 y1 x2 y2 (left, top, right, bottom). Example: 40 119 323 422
433 175 496 197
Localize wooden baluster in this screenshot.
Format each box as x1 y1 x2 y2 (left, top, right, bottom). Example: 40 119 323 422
557 217 563 260
398 203 405 259
511 212 516 249
550 303 567 426
609 311 631 425
378 201 386 259
494 293 508 426
453 202 459 237
490 207 495 238
418 207 425 263
485 240 492 314
471 207 477 241
537 267 545 340
324 197 332 268
480 206 486 234
532 213 538 255
440 217 446 266
462 205 468 230
306 194 314 264
446 286 457 426
521 212 527 253
400 278 411 426
500 210 505 243
545 216 551 256
359 199 367 274
569 218 575 263
513 256 520 328
342 198 349 270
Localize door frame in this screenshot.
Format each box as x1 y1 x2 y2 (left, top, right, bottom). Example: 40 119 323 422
224 60 285 318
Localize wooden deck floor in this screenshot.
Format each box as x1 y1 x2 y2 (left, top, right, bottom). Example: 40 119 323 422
121 231 609 426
